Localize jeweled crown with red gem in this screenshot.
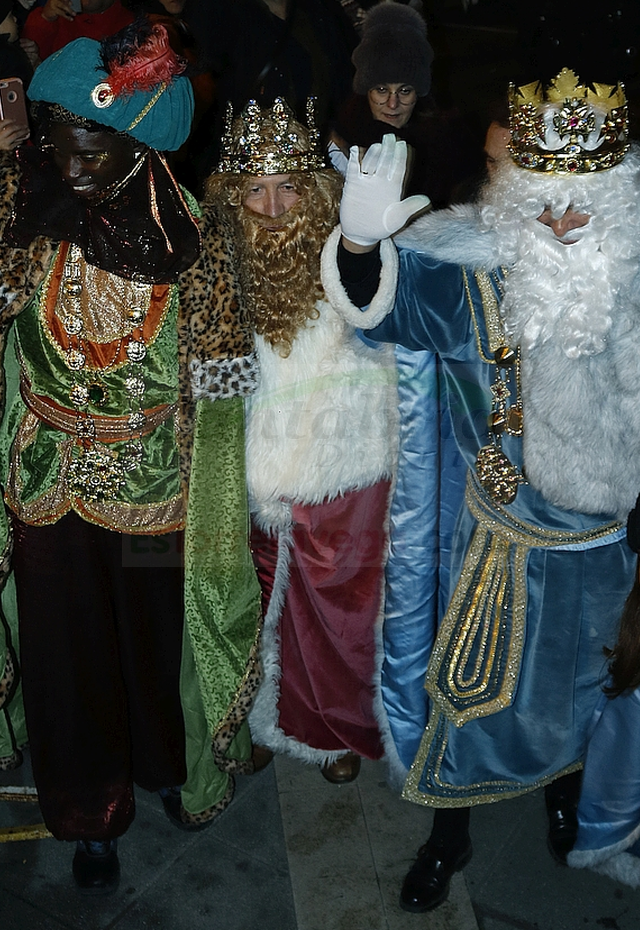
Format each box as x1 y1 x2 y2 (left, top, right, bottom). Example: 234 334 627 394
508 68 629 174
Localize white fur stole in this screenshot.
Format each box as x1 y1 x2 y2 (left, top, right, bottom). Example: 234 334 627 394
246 299 398 531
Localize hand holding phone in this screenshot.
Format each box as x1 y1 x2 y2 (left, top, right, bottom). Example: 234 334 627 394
0 119 30 151
0 79 29 141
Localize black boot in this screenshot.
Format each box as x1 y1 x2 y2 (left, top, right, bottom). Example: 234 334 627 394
72 839 120 895
400 807 472 913
545 771 581 864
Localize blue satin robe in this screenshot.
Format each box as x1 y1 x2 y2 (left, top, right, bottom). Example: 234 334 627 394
368 250 635 806
568 688 640 884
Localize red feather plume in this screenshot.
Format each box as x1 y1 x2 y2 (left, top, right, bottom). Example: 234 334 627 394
105 24 186 97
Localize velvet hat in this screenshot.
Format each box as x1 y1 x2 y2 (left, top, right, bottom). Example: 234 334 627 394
28 23 194 151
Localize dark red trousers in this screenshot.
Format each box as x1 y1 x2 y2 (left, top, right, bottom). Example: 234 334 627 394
11 511 186 841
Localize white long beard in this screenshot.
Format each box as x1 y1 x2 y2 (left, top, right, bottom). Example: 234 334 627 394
479 154 640 517
500 221 618 359
519 313 640 519
481 154 640 360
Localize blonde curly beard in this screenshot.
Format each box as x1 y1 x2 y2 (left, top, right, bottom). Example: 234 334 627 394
205 170 343 356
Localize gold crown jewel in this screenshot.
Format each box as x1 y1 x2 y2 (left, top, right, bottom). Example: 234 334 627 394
216 96 326 176
508 68 629 173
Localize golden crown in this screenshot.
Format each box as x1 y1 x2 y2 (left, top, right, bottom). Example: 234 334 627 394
216 97 326 176
508 68 629 173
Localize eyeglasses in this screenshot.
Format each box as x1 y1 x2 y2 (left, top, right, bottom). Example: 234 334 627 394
369 85 417 105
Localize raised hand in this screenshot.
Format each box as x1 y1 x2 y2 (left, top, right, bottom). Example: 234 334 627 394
340 134 430 250
41 0 76 22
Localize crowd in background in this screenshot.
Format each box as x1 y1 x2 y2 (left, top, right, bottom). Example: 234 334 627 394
4 0 640 200
0 0 493 200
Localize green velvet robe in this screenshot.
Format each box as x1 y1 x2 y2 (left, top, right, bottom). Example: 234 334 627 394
0 152 262 820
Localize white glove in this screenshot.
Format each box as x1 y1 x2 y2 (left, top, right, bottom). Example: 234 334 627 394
327 140 348 177
339 134 431 247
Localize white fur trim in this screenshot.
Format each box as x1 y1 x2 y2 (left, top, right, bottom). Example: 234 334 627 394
393 204 500 269
375 702 409 791
569 819 640 879
248 521 348 766
587 853 640 888
320 225 399 329
569 836 640 888
248 495 292 535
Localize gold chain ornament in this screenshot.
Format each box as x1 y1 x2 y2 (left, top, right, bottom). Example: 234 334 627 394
464 268 527 505
55 245 152 501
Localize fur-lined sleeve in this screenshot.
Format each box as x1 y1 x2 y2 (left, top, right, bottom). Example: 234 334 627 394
393 203 499 270
176 201 258 490
178 201 258 403
0 152 57 330
320 225 399 328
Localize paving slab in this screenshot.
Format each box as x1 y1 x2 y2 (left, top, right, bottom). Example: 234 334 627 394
276 755 384 930
0 893 69 930
275 754 479 930
465 788 640 930
0 752 295 930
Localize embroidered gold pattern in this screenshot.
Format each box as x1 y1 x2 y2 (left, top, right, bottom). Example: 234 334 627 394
401 709 584 807
9 252 182 529
424 486 527 729
40 244 157 499
424 473 623 729
467 473 622 547
5 420 185 533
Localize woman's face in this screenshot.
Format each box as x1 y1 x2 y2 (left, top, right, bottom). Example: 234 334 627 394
48 124 142 199
367 83 417 129
0 11 19 43
158 0 187 14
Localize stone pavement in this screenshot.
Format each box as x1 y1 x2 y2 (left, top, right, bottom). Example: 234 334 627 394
2 749 640 929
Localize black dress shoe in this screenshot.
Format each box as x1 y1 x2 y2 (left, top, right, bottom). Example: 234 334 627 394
72 840 120 895
159 786 213 831
400 840 473 913
546 795 578 864
251 744 274 773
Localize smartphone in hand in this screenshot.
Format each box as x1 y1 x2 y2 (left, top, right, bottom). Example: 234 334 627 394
0 78 29 136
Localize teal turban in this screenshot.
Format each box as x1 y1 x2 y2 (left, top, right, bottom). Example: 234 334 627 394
28 31 194 152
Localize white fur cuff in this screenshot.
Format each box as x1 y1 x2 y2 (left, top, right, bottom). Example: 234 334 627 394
320 225 398 329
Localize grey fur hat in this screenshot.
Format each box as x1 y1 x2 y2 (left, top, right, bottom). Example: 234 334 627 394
352 1 433 97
